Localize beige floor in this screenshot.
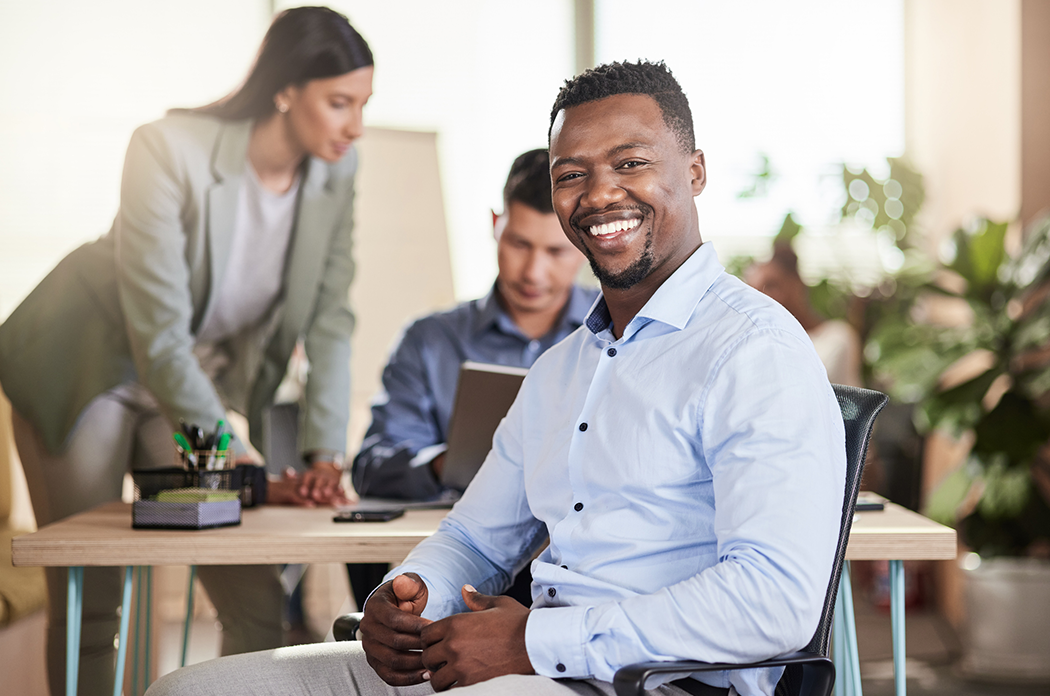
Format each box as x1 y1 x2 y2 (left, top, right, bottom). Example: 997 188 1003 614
0 608 48 696
853 570 1048 696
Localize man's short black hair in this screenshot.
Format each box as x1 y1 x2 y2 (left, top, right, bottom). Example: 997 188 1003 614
549 60 695 153
503 148 553 214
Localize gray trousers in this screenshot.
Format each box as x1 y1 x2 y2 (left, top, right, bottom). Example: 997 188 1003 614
144 641 717 696
11 385 284 696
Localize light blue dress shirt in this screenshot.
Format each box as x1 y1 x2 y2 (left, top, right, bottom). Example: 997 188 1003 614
391 243 846 696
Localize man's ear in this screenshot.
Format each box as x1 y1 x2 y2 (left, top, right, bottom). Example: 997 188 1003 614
689 149 707 196
492 209 507 241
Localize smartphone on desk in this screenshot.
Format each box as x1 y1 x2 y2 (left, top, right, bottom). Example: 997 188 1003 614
855 491 886 512
333 509 405 523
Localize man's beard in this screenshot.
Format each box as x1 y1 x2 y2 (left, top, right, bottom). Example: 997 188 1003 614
585 228 654 290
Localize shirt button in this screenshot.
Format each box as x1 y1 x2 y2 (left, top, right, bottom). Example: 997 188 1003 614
561 565 568 569
548 587 556 597
607 347 617 357
578 422 588 432
556 663 566 673
574 502 583 512
529 340 540 352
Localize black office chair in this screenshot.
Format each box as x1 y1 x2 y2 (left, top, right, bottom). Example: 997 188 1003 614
613 384 888 696
334 385 889 696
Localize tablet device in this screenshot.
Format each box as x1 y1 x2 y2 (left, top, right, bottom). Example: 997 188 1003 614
440 361 528 492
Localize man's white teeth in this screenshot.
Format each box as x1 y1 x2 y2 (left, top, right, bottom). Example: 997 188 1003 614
588 219 640 237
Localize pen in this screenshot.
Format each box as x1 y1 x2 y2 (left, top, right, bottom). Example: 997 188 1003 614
173 432 197 470
206 420 225 467
213 432 232 471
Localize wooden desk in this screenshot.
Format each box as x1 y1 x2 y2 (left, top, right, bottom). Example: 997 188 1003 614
846 500 957 561
12 501 445 567
13 499 955 696
838 501 957 696
12 502 446 696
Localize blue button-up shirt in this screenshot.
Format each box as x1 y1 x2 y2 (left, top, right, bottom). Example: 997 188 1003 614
391 244 845 696
352 284 598 500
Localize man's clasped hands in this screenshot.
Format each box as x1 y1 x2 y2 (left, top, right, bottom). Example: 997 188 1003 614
360 573 535 691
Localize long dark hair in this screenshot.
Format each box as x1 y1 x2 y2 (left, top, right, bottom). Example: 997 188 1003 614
187 6 373 120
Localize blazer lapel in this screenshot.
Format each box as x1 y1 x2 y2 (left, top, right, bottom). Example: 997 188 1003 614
200 120 252 331
277 156 338 353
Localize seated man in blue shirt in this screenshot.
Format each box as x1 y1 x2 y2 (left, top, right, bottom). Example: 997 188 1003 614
346 149 597 609
148 61 845 696
351 148 596 502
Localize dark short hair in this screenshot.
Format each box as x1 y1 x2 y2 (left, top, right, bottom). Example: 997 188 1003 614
503 149 553 214
549 60 695 153
188 6 373 120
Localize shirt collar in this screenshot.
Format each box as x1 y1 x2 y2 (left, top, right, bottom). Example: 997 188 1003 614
473 286 504 336
585 242 724 338
473 284 595 339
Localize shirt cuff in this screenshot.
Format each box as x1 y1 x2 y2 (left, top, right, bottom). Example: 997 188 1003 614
524 605 591 679
307 450 345 469
410 443 448 468
374 567 459 622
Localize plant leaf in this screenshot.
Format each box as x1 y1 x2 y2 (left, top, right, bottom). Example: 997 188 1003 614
924 465 975 527
920 366 1003 435
972 391 1048 465
977 459 1031 520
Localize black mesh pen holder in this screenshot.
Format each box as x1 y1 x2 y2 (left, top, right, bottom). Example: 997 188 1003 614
132 467 239 501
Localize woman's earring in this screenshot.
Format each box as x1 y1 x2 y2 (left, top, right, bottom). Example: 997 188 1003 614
276 102 289 114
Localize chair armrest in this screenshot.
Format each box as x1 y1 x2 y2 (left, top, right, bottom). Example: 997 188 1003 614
332 612 364 641
612 651 833 696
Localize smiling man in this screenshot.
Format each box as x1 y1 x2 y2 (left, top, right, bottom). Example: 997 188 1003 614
148 61 845 696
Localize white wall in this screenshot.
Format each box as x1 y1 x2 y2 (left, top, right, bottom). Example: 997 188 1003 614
905 0 1021 251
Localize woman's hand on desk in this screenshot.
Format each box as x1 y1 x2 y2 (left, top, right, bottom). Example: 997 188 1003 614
264 465 348 506
266 469 316 506
298 460 348 505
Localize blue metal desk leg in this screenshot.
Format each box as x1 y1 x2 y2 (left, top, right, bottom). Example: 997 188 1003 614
890 560 906 696
66 566 84 696
133 567 143 694
181 565 196 667
833 595 846 696
145 566 153 690
113 567 134 696
833 562 863 696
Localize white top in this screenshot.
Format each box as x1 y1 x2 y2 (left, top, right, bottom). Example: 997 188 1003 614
197 164 300 342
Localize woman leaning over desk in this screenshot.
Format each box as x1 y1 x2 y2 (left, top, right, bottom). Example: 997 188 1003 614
0 6 371 694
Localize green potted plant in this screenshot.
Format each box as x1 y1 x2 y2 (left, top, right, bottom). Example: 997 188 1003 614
868 215 1050 682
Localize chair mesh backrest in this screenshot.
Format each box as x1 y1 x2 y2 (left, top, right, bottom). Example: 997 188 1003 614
802 384 888 656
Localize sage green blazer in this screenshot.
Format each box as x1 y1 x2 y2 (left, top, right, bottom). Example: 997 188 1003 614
0 113 356 456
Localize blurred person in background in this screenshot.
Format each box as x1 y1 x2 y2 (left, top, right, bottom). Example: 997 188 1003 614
746 243 863 387
348 149 597 609
0 6 372 694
